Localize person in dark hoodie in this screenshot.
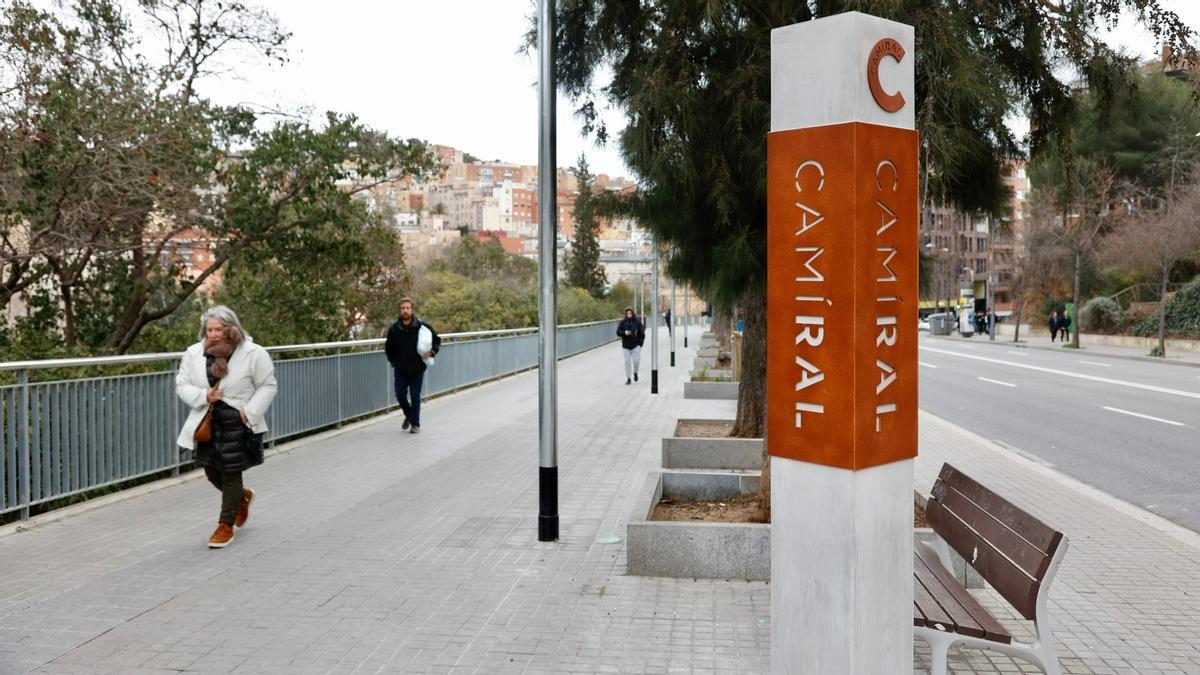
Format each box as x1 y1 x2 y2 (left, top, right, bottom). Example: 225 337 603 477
384 297 441 434
617 307 645 385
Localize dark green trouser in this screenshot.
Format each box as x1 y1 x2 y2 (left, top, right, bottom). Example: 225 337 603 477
204 465 244 525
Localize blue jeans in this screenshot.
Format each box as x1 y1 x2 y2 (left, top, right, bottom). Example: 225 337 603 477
393 369 425 426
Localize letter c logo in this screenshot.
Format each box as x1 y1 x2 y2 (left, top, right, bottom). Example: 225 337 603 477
867 38 905 113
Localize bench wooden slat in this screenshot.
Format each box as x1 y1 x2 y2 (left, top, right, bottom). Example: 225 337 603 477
916 546 1012 644
932 480 1054 580
936 464 1063 556
913 559 960 634
914 550 985 639
926 497 1042 621
913 602 926 627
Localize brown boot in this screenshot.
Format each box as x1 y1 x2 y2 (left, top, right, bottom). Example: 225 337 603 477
208 522 235 548
235 488 255 528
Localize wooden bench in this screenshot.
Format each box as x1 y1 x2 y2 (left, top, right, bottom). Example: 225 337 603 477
914 463 1069 675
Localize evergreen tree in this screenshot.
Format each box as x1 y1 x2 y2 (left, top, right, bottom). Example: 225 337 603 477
565 155 608 298
546 0 1194 518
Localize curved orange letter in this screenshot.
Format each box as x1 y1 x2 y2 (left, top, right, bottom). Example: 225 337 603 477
867 38 906 113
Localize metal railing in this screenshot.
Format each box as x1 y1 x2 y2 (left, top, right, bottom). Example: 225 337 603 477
0 320 618 519
1108 282 1184 310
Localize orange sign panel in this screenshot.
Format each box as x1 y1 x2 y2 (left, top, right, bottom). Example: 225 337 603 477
766 122 918 470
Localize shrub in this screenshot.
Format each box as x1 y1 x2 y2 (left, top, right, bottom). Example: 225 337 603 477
1133 277 1200 338
1079 296 1124 333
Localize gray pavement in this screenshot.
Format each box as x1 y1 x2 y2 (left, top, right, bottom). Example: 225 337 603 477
1 328 1200 673
919 333 1200 532
1 330 769 674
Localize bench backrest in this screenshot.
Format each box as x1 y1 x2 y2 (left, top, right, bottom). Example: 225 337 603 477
926 463 1066 620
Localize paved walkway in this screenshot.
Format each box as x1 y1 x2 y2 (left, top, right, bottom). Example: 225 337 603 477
946 331 1200 367
1 329 1198 673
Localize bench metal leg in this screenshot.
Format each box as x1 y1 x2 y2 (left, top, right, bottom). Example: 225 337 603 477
917 628 1062 675
916 629 955 675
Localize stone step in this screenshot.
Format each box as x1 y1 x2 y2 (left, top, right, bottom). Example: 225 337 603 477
691 369 732 380
694 356 718 367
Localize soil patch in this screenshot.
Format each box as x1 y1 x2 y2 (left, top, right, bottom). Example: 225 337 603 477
650 495 931 527
674 419 735 438
652 493 766 523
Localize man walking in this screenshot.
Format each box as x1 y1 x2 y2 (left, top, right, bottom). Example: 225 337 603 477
617 307 645 385
1048 311 1059 343
385 298 441 433
1059 309 1071 343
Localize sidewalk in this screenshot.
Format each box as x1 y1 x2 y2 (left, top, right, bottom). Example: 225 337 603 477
1 328 1198 673
915 411 1200 674
962 331 1200 367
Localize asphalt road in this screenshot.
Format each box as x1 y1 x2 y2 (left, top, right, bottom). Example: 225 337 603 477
917 333 1200 532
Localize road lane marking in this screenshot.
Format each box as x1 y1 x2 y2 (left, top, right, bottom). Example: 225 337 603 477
978 377 1017 388
919 345 1200 401
1102 406 1185 427
919 362 938 369
1006 350 1028 356
1078 360 1111 367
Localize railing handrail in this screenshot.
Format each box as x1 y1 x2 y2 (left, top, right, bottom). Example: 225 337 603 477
0 319 619 372
1109 281 1183 304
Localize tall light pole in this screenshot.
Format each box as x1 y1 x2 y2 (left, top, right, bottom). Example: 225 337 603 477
683 284 689 348
651 255 660 394
670 277 676 367
988 215 997 341
536 0 558 542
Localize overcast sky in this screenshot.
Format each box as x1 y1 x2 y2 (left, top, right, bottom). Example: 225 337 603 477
192 1 1200 180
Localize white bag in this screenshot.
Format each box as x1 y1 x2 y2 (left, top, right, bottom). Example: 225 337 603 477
417 324 435 367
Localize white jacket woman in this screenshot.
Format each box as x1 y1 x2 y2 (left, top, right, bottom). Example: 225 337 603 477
176 329 277 450
176 305 277 549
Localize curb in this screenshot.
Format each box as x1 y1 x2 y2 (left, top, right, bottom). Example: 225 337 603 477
929 334 1200 369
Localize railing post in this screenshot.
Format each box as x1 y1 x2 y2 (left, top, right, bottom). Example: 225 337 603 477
172 359 181 477
267 354 277 449
18 369 31 521
335 347 344 429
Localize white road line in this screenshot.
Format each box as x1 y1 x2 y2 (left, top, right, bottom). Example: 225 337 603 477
919 362 938 369
1102 406 1186 427
1006 350 1028 356
1078 360 1111 367
977 376 1017 388
919 345 1200 401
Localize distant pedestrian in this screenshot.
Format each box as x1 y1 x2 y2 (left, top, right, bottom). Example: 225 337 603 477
617 307 645 385
1059 310 1072 342
664 308 672 332
176 306 277 549
1048 311 1059 343
385 298 441 434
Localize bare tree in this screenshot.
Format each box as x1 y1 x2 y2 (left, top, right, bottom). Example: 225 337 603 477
1045 164 1120 348
1103 178 1200 356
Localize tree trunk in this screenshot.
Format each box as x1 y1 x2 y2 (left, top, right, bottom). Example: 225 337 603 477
1157 266 1169 357
713 303 732 353
727 290 768 520
1012 294 1023 343
732 290 765 438
1071 251 1081 349
61 282 77 348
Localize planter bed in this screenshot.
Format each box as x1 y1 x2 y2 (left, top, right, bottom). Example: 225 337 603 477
683 381 739 399
663 420 762 471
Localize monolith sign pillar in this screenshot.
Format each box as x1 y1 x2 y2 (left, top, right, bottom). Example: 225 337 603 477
768 12 917 674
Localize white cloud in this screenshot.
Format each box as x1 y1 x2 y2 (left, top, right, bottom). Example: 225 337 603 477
191 0 630 178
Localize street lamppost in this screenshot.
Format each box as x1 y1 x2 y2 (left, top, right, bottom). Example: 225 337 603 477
670 277 676 367
536 0 558 542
